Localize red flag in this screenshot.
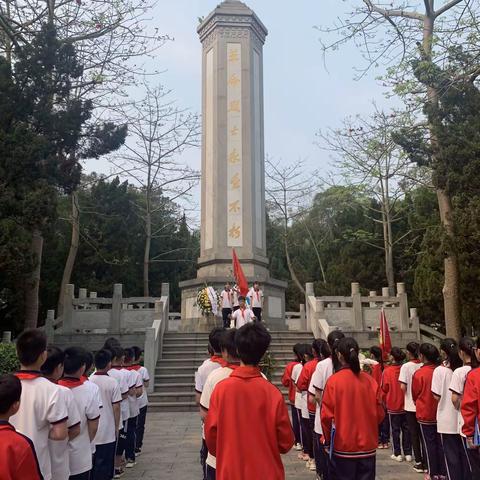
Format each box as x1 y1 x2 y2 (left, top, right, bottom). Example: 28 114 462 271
379 308 392 361
232 249 249 297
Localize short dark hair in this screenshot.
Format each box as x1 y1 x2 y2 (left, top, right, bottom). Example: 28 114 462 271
0 374 22 414
103 337 121 353
131 346 142 362
41 346 65 375
312 339 330 359
110 346 125 361
390 347 406 363
370 346 383 362
63 347 87 375
124 347 134 363
219 329 237 359
406 342 420 359
16 329 47 366
209 327 225 353
84 351 94 372
237 295 246 302
95 349 112 370
419 343 441 365
235 322 271 365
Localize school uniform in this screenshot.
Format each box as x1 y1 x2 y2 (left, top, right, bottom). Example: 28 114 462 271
461 368 480 477
204 366 294 480
247 288 264 322
58 376 101 480
431 364 471 480
230 306 255 328
124 367 143 463
11 372 68 480
291 363 304 447
107 367 130 459
412 364 446 478
135 365 150 452
0 420 43 480
399 359 423 466
49 384 82 480
370 362 389 445
89 372 122 480
281 361 301 445
83 378 103 459
220 290 233 328
381 364 411 457
232 289 239 311
321 368 384 480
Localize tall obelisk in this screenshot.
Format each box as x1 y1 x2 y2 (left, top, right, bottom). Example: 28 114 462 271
180 0 286 329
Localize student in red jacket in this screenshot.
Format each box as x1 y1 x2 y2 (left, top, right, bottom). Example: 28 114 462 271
412 343 446 479
281 343 302 451
370 346 389 449
0 374 43 480
205 322 294 480
321 337 384 480
461 336 480 478
382 347 412 462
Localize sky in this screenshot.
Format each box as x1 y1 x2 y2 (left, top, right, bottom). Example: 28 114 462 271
85 0 395 218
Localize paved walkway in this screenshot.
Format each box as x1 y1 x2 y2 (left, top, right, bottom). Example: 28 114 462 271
125 412 418 479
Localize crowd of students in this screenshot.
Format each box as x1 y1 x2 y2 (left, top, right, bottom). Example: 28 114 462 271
0 329 150 480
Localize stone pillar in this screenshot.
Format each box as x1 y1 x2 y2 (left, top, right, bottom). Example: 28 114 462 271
45 310 55 343
110 284 123 334
1 331 12 343
397 282 409 330
89 292 97 310
369 290 377 308
351 282 363 330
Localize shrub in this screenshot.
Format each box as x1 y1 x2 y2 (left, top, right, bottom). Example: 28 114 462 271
0 343 19 374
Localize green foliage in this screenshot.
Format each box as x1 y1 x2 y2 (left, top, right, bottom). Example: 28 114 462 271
260 350 276 382
0 343 19 374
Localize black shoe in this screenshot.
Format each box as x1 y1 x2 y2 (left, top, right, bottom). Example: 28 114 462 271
413 463 423 473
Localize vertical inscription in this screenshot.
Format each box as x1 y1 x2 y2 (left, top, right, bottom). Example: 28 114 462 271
204 49 214 250
253 49 263 249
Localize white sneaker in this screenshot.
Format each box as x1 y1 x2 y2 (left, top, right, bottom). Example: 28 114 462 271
390 454 403 462
125 461 136 468
308 459 316 471
405 455 413 462
294 443 303 451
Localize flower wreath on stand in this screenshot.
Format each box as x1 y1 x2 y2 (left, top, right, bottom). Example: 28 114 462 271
196 286 221 317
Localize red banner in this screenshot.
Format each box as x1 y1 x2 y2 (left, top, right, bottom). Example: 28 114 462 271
379 308 392 360
232 249 249 297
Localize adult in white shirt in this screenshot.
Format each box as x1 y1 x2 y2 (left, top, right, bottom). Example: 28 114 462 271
231 295 256 328
220 283 234 328
10 330 69 480
398 341 424 473
432 339 471 480
41 346 82 480
247 282 264 322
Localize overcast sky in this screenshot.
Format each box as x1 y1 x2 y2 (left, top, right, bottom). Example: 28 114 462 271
84 0 396 217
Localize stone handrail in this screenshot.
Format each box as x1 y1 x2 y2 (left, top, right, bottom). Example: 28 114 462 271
419 324 446 345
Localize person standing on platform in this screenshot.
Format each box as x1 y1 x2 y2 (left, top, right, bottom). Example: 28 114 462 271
248 281 264 322
220 283 233 328
231 296 256 328
232 285 240 312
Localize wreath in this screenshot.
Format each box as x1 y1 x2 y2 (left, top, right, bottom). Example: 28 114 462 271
196 286 221 316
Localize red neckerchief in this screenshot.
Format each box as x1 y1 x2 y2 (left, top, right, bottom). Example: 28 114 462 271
226 363 241 370
239 307 247 319
412 359 421 364
230 366 262 379
15 371 43 380
211 355 227 367
58 376 86 388
255 290 260 301
126 364 141 371
94 372 109 376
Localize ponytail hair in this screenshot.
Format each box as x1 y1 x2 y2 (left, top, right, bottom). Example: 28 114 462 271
440 338 462 371
459 337 479 369
390 346 406 364
419 342 441 366
312 339 331 360
303 343 314 364
338 337 361 374
293 343 303 363
327 330 345 373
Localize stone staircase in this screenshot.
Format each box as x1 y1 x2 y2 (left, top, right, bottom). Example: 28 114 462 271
149 330 314 412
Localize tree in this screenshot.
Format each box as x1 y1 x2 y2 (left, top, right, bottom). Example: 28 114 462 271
110 84 200 296
265 158 319 296
318 0 478 338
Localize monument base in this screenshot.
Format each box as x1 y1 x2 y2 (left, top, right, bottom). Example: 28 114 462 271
179 276 288 332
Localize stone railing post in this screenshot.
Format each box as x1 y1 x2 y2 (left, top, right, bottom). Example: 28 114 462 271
144 326 156 394
299 304 306 330
397 282 409 330
45 310 55 342
351 282 363 330
369 290 377 308
63 284 75 334
78 288 87 309
110 284 123 334
305 283 314 331
1 331 12 343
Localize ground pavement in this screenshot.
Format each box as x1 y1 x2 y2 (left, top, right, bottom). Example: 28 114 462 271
125 412 417 479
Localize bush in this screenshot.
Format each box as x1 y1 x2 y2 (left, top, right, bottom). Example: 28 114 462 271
0 343 19 374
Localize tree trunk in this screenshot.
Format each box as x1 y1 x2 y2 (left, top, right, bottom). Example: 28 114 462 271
283 228 305 296
143 209 151 297
57 192 80 317
24 228 44 329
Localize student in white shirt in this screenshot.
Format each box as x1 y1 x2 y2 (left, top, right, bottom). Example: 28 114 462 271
220 283 234 328
247 282 264 322
232 285 240 312
10 329 69 480
398 341 424 473
194 327 225 480
107 346 130 478
131 346 150 456
41 346 82 480
231 296 256 328
432 338 470 480
89 349 122 480
291 345 307 461
59 347 101 480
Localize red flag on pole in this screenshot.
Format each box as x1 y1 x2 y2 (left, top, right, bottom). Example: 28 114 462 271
232 249 249 297
379 308 392 361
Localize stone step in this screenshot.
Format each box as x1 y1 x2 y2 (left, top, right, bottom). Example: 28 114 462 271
162 343 303 353
153 383 196 393
148 401 198 412
156 357 295 369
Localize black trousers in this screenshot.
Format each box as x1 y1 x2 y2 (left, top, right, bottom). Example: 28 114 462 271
330 455 376 480
309 413 321 468
419 422 446 477
221 308 232 328
200 438 208 480
116 423 127 456
315 432 330 479
378 408 390 444
69 472 90 480
206 464 216 480
406 411 424 466
389 413 411 456
252 307 262 322
290 404 301 444
125 416 138 462
91 441 116 480
136 406 147 449
440 433 472 480
301 415 313 458
467 447 480 479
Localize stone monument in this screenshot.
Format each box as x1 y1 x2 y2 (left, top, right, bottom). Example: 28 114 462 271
179 0 287 330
